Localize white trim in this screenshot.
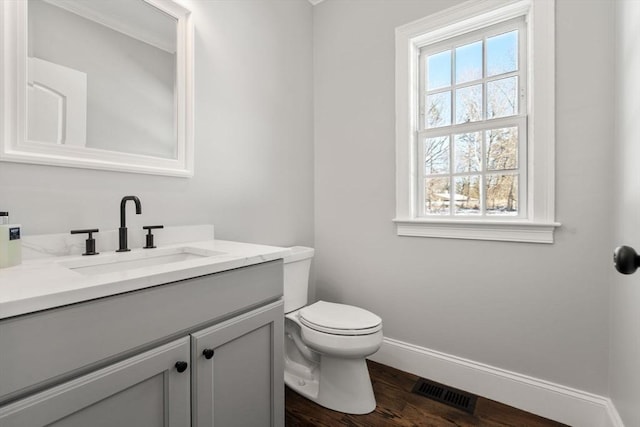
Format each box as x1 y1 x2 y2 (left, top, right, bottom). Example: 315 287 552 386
397 0 532 47
605 400 626 427
369 337 624 427
394 0 557 242
393 218 559 243
0 0 194 178
527 0 556 224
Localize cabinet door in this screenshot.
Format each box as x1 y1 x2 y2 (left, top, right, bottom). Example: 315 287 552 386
0 337 191 427
191 300 284 427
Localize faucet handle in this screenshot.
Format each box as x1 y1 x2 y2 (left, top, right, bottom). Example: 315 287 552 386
70 228 99 256
143 225 164 249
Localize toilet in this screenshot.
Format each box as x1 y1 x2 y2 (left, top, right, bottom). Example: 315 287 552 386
283 246 383 414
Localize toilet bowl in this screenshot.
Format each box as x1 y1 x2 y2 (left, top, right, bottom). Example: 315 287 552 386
283 247 383 414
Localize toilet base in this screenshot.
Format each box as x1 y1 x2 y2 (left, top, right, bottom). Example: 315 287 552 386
285 355 376 415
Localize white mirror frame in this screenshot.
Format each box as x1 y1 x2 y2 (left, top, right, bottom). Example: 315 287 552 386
0 0 194 177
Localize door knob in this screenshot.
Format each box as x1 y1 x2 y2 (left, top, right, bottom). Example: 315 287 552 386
202 348 214 359
613 245 640 274
175 361 188 373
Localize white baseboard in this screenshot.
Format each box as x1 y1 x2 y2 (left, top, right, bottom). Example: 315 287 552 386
368 337 624 427
605 399 625 427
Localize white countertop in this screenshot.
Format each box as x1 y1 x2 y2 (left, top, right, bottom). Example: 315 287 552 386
0 239 290 319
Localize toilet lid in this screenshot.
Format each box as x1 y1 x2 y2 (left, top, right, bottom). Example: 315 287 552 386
298 301 382 336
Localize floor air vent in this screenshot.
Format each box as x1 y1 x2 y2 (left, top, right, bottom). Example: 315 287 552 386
412 378 478 414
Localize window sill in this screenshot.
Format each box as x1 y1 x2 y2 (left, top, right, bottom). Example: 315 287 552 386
393 218 561 244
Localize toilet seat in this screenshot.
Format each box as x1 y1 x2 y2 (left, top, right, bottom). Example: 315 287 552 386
299 301 382 336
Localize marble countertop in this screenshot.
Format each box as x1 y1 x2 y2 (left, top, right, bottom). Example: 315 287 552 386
0 235 290 319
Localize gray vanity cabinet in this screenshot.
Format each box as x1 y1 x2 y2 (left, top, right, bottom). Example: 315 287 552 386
191 301 284 427
0 260 284 427
0 337 191 427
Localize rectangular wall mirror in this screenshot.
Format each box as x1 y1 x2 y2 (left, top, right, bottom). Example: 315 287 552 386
0 0 194 177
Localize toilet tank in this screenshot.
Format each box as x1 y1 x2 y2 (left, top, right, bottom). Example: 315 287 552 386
283 246 314 313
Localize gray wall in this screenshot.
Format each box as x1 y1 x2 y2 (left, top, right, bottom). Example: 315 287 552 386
313 0 613 395
0 0 314 248
611 0 640 424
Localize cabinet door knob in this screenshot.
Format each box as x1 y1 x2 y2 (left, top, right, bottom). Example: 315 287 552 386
202 348 215 359
175 361 188 373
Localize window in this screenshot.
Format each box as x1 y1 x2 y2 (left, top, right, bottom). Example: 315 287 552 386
421 19 525 218
394 0 558 243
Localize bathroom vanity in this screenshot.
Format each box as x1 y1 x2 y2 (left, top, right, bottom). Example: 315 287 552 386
0 236 288 427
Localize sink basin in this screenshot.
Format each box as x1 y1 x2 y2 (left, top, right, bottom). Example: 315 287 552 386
60 247 227 276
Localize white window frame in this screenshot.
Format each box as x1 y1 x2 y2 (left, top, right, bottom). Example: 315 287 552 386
394 0 559 243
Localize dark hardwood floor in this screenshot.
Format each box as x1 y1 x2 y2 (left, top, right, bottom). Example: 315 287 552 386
285 360 568 426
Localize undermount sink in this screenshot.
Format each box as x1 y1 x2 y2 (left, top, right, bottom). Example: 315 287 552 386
60 247 227 276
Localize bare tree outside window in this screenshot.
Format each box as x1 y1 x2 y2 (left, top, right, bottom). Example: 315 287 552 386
421 25 522 217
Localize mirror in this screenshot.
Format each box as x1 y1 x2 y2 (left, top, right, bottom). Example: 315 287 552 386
0 0 194 177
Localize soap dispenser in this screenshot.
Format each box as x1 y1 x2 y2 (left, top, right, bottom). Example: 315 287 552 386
0 212 22 268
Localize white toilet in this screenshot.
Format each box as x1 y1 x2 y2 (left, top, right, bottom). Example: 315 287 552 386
283 246 383 414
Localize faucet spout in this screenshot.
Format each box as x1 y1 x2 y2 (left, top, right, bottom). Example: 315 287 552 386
120 196 142 228
117 196 142 252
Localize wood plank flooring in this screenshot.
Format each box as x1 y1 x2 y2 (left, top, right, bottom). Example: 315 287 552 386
285 360 569 426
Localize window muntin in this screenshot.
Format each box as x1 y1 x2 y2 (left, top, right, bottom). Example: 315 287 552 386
418 18 526 218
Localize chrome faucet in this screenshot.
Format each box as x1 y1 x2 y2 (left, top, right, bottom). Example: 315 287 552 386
117 196 142 252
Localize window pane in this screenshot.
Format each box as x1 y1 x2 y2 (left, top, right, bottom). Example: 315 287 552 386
427 50 451 90
455 84 482 123
486 174 518 215
454 132 481 173
426 91 451 128
455 41 482 84
454 176 480 215
425 177 450 215
486 127 518 170
425 136 449 175
487 76 518 119
487 30 518 77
